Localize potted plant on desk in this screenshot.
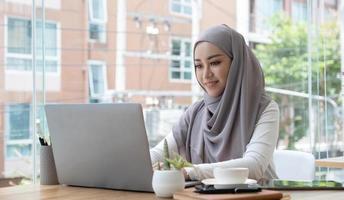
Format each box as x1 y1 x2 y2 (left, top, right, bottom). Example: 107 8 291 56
152 139 193 198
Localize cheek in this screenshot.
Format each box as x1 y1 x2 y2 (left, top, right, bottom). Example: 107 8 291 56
221 71 229 82
195 70 203 82
220 66 230 81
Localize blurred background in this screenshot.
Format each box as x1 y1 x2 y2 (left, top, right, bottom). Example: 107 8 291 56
0 0 343 186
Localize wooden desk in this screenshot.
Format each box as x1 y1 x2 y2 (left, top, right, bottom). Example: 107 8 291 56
1 184 344 200
315 157 344 168
0 185 159 200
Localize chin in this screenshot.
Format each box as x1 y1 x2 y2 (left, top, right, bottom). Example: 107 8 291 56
206 88 223 97
207 92 221 97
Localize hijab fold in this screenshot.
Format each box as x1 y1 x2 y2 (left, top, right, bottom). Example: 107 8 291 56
173 24 271 164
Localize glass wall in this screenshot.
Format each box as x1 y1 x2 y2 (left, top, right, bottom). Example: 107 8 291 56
252 0 342 181
0 0 342 185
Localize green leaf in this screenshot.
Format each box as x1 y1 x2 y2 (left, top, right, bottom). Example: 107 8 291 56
165 154 193 170
163 139 171 170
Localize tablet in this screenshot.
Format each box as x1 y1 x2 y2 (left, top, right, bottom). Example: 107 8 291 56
195 183 261 194
185 180 202 188
259 179 344 190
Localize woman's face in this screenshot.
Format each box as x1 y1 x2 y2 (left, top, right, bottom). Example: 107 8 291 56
194 42 232 97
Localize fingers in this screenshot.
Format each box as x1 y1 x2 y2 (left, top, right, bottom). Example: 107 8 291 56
152 162 159 170
152 162 163 170
182 168 190 180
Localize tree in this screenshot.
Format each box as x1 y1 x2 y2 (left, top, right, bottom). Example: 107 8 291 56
254 14 340 149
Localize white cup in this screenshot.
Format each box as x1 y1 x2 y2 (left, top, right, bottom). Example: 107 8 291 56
213 167 249 184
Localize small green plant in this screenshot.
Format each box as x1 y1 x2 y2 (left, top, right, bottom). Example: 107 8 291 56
162 139 192 170
165 154 193 170
163 139 171 170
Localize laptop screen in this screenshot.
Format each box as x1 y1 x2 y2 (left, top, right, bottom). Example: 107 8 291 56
45 103 154 192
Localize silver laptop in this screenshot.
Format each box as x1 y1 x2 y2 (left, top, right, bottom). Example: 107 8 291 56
45 103 154 192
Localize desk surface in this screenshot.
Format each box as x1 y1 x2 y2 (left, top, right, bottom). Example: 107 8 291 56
315 157 344 168
1 184 344 200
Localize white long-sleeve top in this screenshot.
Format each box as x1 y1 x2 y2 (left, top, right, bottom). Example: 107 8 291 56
150 100 279 181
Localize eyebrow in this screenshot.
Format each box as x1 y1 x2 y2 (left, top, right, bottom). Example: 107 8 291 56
194 54 224 61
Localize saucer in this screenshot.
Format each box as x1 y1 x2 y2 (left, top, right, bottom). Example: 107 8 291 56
202 178 257 189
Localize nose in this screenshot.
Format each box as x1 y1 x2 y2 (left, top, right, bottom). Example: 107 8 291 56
203 65 213 79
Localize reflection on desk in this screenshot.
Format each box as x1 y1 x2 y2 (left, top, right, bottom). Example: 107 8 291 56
1 185 344 200
315 157 344 168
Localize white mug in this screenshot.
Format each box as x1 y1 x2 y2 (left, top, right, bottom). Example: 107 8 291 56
213 167 249 184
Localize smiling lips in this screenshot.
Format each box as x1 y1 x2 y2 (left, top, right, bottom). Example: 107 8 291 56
204 80 219 87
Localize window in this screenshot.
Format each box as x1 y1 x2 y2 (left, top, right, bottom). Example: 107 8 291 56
6 104 30 140
170 38 192 81
5 104 32 159
292 1 307 22
36 22 59 72
170 0 192 16
88 0 107 42
6 144 32 159
7 18 31 54
88 61 107 98
6 17 59 72
254 0 283 34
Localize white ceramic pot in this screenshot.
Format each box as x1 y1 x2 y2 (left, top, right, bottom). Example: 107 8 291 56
152 170 185 198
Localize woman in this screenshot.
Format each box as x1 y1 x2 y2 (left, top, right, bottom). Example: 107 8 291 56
150 24 279 182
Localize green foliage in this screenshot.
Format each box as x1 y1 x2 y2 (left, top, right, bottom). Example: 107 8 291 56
254 13 340 149
165 154 193 170
255 13 308 92
256 13 340 96
163 139 171 170
161 139 192 170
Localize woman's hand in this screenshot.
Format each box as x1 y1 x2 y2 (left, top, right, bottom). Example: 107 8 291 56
182 168 190 181
152 162 163 171
153 162 190 181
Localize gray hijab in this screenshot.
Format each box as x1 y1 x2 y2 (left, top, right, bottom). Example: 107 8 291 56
173 24 271 164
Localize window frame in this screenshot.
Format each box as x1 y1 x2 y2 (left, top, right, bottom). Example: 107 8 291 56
291 0 307 23
4 103 32 160
5 16 61 74
5 142 32 160
88 22 107 43
88 0 107 43
253 0 284 35
169 0 192 17
88 0 108 23
88 60 108 98
169 37 193 82
5 104 31 141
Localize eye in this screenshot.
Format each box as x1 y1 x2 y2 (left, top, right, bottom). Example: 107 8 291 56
194 64 202 69
210 60 221 66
